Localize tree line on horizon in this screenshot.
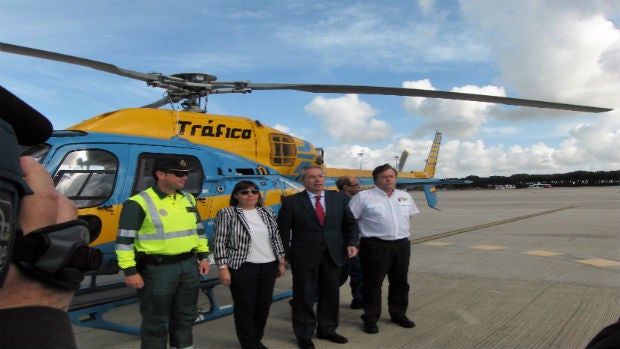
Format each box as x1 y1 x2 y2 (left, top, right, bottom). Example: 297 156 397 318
447 170 620 188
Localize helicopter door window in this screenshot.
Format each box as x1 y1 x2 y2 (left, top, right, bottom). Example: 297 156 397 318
270 134 297 166
53 149 118 208
133 154 203 196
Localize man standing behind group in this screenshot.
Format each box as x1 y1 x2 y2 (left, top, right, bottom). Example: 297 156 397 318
335 176 364 309
116 157 210 349
278 166 359 349
349 164 419 334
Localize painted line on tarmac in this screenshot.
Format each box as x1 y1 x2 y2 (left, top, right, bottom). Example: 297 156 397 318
410 205 577 245
411 205 620 269
576 258 620 267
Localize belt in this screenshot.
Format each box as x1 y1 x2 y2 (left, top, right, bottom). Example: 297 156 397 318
140 251 195 266
360 237 409 243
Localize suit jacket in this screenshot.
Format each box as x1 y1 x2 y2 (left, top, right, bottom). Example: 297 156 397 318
277 190 359 268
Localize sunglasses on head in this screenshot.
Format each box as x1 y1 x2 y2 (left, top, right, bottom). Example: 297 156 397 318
238 189 260 195
166 170 189 177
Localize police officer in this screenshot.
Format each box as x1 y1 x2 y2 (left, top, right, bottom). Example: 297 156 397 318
115 157 210 349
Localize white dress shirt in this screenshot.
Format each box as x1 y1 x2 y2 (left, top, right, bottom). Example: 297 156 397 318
349 187 419 240
306 190 325 210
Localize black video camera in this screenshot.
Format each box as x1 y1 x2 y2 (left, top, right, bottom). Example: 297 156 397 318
0 117 27 287
0 86 102 290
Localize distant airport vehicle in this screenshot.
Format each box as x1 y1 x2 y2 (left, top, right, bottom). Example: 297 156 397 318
1 41 607 334
529 183 553 188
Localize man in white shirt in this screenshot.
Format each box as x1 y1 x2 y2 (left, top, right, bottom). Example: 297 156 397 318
348 164 419 334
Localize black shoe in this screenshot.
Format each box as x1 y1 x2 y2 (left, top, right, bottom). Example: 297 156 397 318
350 298 363 309
257 341 269 349
297 338 315 349
362 320 379 334
317 332 348 344
391 315 415 328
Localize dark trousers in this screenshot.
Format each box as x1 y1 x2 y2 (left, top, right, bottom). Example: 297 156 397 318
340 255 364 302
229 261 279 349
586 317 620 349
359 237 411 323
138 257 199 349
291 249 340 339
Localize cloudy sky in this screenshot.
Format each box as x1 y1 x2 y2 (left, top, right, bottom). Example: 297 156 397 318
1 0 619 178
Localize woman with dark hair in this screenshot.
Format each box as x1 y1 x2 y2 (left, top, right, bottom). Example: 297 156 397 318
214 180 287 349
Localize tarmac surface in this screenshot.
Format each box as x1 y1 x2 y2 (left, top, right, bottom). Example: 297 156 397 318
73 186 620 348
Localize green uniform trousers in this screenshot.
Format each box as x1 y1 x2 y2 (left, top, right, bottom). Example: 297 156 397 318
138 257 199 349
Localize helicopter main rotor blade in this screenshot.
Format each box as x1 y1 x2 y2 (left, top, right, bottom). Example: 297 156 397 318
246 83 612 113
1 42 612 113
0 42 180 84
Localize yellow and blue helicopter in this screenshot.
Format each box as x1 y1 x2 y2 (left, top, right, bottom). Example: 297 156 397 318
1 42 611 334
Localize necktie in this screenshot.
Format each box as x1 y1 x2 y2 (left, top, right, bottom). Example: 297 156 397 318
315 195 325 225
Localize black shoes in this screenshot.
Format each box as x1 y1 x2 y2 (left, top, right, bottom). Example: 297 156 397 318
317 332 348 344
297 338 315 349
391 315 416 328
350 298 363 309
362 320 379 334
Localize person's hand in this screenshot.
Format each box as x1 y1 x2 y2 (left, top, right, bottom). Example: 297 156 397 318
124 274 144 289
17 156 77 233
347 246 358 258
199 259 210 275
277 263 286 278
0 156 77 311
218 267 231 286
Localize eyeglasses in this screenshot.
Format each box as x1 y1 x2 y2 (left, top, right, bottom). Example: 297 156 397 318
346 183 360 186
238 189 260 195
167 171 189 178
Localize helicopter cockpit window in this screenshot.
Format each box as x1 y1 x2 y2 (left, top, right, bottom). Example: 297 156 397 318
53 149 118 208
270 134 297 166
21 143 51 164
132 154 203 197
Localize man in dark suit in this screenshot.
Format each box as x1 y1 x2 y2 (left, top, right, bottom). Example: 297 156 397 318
278 165 359 349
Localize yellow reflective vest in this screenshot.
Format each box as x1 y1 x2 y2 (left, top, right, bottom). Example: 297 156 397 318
116 187 209 272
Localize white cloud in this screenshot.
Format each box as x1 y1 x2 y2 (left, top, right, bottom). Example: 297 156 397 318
304 94 391 143
432 110 620 177
323 135 442 173
377 1 620 177
273 123 291 133
401 79 503 138
460 0 620 108
564 114 620 164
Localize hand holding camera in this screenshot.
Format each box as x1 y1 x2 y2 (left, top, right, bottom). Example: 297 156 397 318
0 157 78 310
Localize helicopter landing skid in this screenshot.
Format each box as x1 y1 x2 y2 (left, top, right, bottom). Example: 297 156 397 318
68 278 292 335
